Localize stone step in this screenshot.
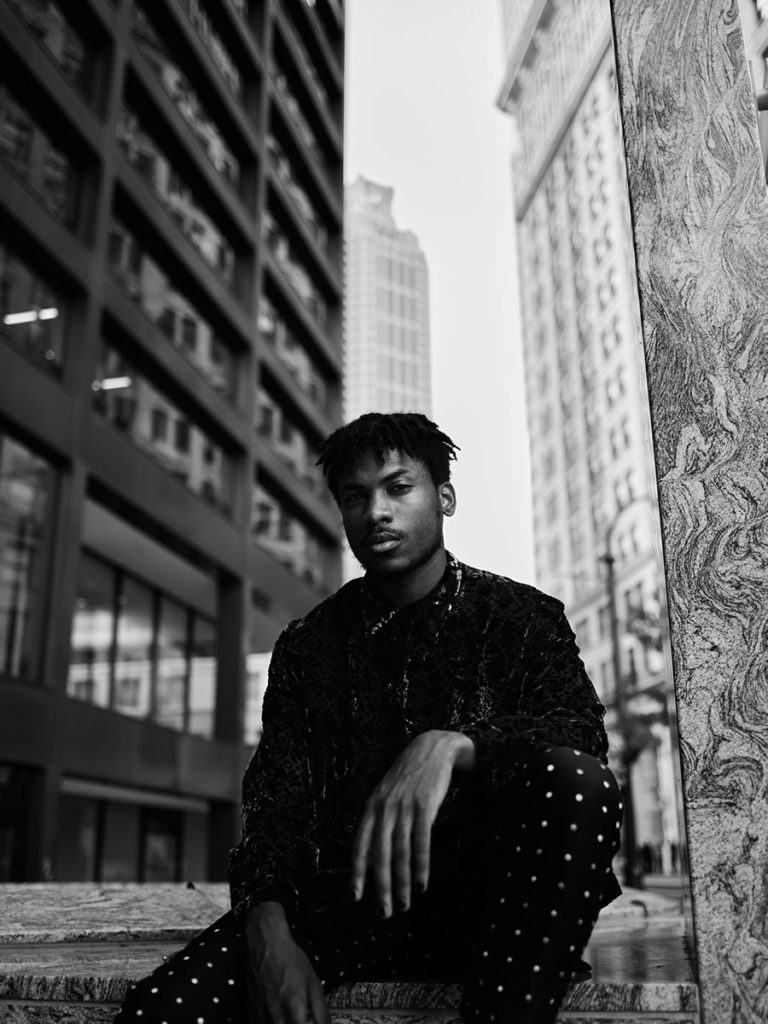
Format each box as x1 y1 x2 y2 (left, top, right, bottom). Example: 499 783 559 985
0 884 699 1024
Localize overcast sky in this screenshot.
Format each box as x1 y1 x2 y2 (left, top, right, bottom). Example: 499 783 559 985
343 0 535 583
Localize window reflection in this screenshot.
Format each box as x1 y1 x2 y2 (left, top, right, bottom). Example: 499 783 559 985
107 219 236 399
131 4 242 192
93 341 234 515
0 243 65 367
188 616 216 738
66 553 114 707
117 103 236 287
8 0 96 105
258 294 329 412
0 436 52 682
263 211 328 327
273 68 323 165
155 597 188 731
183 0 243 100
67 551 218 738
268 135 328 251
0 81 81 229
113 575 153 719
252 480 326 587
256 386 326 498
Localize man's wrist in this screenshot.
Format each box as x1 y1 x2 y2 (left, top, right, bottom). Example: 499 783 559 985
245 901 291 943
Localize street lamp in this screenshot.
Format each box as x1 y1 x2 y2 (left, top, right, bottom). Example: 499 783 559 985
599 492 657 889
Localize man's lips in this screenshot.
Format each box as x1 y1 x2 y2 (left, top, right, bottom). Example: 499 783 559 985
364 532 402 551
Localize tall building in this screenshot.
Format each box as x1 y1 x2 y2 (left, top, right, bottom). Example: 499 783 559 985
343 175 431 421
497 0 680 872
0 0 344 883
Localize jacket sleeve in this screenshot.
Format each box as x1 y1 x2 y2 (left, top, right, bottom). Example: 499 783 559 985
461 595 608 787
228 625 318 925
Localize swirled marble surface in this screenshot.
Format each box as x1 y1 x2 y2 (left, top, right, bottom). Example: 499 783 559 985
609 1 768 1021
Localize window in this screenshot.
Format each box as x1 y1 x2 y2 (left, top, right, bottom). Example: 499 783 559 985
188 616 216 738
0 81 81 230
67 552 218 737
0 243 66 367
175 419 191 454
93 341 233 514
131 4 242 190
258 295 329 412
0 435 53 681
597 603 611 640
116 105 236 288
573 617 591 649
623 582 644 618
252 482 329 588
67 553 114 706
113 576 153 718
9 1 97 105
151 407 168 442
108 220 236 398
155 598 188 731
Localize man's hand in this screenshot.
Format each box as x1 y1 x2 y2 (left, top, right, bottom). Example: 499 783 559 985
351 730 475 917
245 902 329 1024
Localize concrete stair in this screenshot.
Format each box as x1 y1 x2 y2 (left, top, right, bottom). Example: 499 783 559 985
0 884 699 1023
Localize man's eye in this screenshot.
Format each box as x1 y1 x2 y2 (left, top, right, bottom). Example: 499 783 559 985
390 484 411 494
341 493 361 505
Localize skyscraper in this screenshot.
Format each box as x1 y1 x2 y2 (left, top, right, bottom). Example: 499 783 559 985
0 0 344 882
497 0 680 873
343 175 431 421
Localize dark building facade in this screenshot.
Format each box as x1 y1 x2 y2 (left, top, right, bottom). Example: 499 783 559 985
0 0 344 882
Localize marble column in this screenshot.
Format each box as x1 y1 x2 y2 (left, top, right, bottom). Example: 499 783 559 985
609 0 768 1021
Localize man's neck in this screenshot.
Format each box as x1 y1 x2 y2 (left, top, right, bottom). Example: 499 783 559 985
366 547 448 608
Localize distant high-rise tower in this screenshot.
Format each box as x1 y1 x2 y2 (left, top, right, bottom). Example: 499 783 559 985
497 0 680 874
343 176 431 421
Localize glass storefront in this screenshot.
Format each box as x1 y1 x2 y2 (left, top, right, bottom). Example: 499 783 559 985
92 340 234 514
55 790 202 882
0 434 53 681
67 551 218 739
107 218 237 399
0 242 66 367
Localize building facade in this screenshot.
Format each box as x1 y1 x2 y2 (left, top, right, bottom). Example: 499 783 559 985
0 0 344 883
498 0 680 873
343 175 431 422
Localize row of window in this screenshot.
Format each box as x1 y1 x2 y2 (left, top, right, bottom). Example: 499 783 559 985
67 551 217 736
256 387 326 497
0 77 81 232
263 210 328 328
252 480 326 588
258 294 330 412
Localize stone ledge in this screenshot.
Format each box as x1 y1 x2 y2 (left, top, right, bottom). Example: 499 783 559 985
0 885 699 1023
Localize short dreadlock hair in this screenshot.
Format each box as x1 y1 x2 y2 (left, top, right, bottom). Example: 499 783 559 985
317 412 460 502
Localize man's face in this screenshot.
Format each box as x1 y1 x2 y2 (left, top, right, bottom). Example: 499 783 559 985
337 449 455 577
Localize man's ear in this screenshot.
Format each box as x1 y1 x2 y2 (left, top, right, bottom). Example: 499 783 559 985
438 481 456 517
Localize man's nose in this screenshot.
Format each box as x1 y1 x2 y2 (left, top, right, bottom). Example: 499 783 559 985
363 491 392 523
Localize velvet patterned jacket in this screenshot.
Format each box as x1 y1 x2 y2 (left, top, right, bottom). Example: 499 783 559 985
228 554 616 923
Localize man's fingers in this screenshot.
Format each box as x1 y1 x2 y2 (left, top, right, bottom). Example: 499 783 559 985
393 814 412 911
308 977 331 1024
351 808 375 898
412 805 431 894
373 806 394 916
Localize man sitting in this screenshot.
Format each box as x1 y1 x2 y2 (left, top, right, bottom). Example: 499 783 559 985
117 412 622 1024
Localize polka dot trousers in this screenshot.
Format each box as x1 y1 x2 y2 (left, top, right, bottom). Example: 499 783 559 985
116 747 622 1024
